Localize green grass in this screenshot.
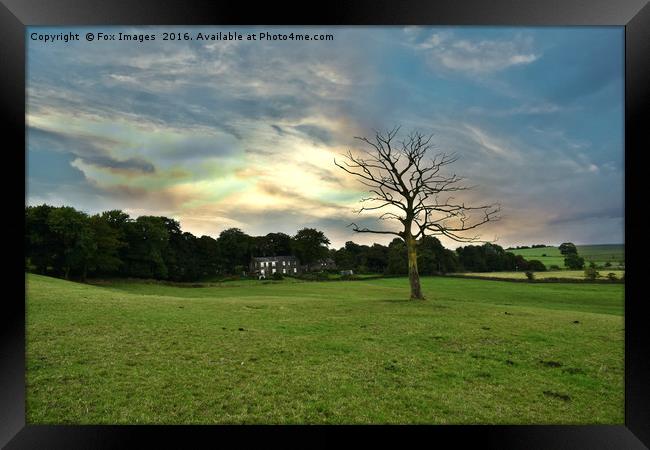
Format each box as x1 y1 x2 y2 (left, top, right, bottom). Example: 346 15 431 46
511 244 624 269
455 270 625 281
26 273 624 424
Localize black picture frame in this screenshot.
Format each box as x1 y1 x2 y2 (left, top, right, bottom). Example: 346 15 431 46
2 0 647 448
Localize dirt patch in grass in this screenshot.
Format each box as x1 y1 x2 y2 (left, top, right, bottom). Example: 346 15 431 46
540 360 562 368
543 391 571 401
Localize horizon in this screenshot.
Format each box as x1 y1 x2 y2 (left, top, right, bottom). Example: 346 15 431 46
26 26 624 249
25 202 624 251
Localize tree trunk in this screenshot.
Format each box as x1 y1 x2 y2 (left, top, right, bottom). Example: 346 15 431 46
406 236 424 300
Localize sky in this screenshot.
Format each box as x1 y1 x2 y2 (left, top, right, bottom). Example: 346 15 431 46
26 26 624 249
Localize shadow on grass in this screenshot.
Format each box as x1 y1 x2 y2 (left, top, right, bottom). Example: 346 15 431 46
378 298 449 308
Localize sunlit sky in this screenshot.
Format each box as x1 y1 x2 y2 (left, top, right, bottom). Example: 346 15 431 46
26 26 624 249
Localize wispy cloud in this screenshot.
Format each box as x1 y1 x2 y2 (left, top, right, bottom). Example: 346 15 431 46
408 30 539 74
467 102 567 116
463 124 522 161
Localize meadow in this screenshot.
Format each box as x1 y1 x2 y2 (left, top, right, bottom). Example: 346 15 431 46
510 244 624 269
26 273 624 424
454 270 625 281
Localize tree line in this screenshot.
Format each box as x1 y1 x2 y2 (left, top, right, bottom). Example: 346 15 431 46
25 204 330 282
25 204 547 282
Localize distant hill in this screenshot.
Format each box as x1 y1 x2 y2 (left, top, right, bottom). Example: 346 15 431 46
510 244 624 269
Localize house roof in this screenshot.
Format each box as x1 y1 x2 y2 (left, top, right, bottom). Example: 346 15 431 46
251 255 298 262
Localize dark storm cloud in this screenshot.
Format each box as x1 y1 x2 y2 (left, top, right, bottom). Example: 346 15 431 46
28 127 155 173
546 207 623 226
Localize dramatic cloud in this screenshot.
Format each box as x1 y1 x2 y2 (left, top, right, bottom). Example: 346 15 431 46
26 26 624 248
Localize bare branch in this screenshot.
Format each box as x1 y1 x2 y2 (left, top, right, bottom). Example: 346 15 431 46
335 127 501 243
348 223 402 237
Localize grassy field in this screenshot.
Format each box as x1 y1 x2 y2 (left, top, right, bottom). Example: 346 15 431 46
454 270 625 281
26 273 624 424
511 244 624 269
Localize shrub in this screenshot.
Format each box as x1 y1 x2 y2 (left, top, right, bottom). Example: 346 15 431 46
565 253 585 270
584 265 599 281
607 272 617 281
604 262 612 268
525 271 535 281
549 265 560 270
272 272 284 280
341 274 360 281
297 272 329 281
527 260 547 272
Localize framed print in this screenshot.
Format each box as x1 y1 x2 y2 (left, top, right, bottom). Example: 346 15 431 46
2 0 648 448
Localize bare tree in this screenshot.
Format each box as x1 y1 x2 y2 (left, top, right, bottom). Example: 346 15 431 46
334 127 500 300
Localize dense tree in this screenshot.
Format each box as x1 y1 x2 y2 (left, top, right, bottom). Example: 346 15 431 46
526 259 547 272
417 236 440 275
86 214 125 276
455 243 521 272
559 242 578 255
27 204 546 283
330 236 460 275
26 204 60 274
387 238 408 275
456 245 487 272
565 253 585 270
366 243 389 273
161 217 184 281
334 127 499 299
514 255 529 271
263 232 293 256
291 228 330 267
195 235 220 278
46 207 95 280
332 243 356 270
100 210 132 275
174 232 201 281
216 228 251 274
417 236 460 274
122 216 170 279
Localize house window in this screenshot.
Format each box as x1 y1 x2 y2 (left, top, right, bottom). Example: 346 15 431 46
282 268 286 274
283 261 286 266
272 268 276 274
272 261 276 267
293 268 297 273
